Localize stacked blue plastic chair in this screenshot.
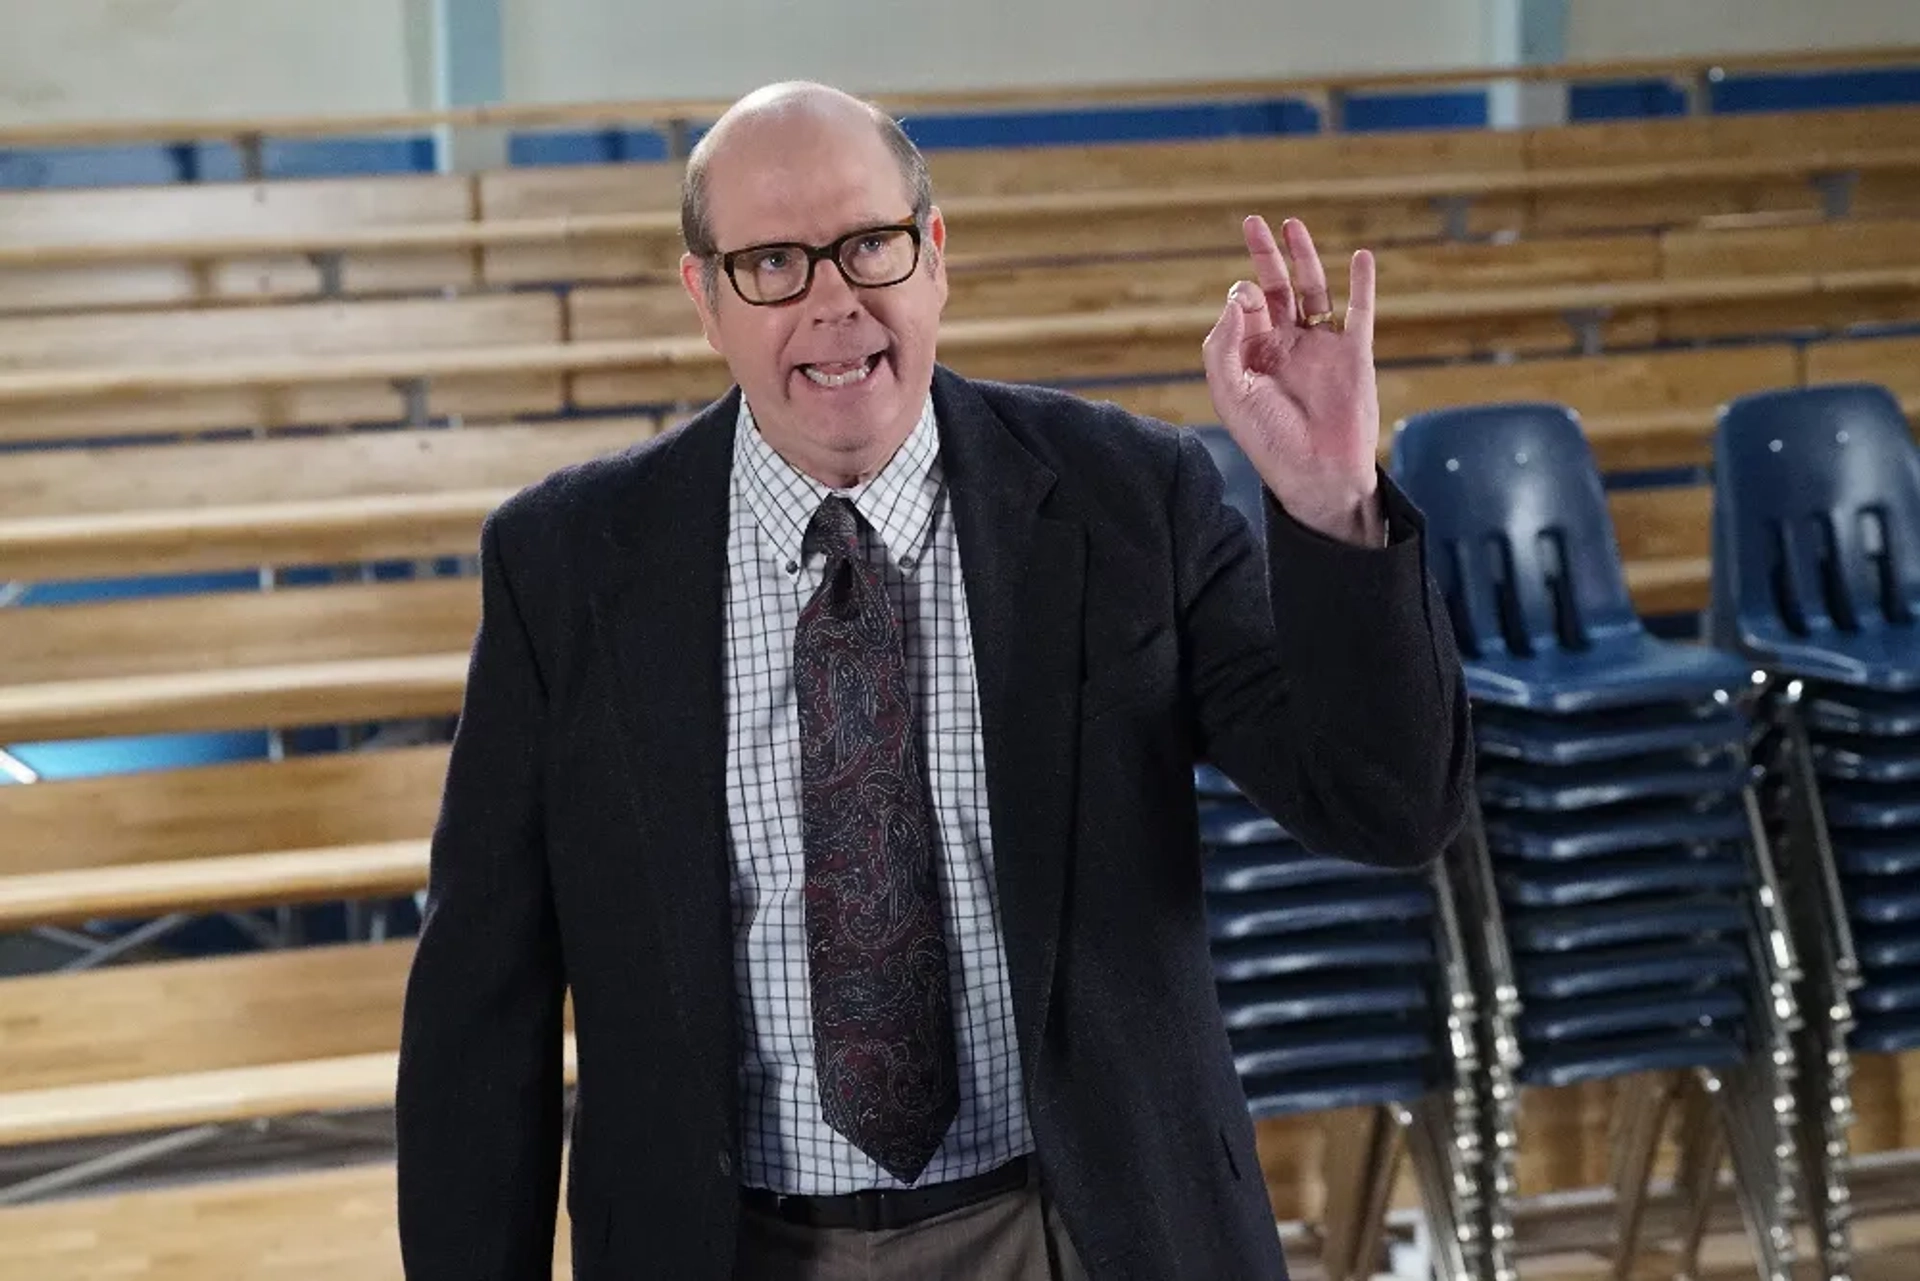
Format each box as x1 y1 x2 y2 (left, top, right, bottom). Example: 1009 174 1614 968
1389 403 1803 1281
1709 382 1920 1281
1192 426 1487 1281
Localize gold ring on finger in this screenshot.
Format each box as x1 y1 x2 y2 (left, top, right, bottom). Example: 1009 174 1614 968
1303 310 1340 331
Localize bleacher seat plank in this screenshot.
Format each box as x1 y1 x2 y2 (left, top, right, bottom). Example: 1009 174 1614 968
3 743 447 872
0 294 565 444
1 1051 415 1148
0 941 414 1097
0 274 1905 448
1087 344 1813 472
0 419 648 580
0 1160 576 1280
0 578 477 742
476 163 689 285
0 840 429 932
0 175 477 312
0 743 447 929
1525 107 1920 233
932 126 1528 196
1807 334 1920 402
0 941 578 1147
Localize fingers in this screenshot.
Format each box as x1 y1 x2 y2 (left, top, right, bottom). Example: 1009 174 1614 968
1345 248 1376 348
1241 215 1294 334
1283 218 1332 322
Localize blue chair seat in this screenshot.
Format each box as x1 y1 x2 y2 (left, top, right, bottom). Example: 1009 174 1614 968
1230 1019 1432 1077
1497 851 1751 909
1204 845 1405 894
1199 800 1290 847
1518 940 1751 1001
1210 930 1435 982
1835 832 1920 877
1856 926 1920 971
1207 882 1433 940
1850 1012 1920 1055
1477 749 1749 812
1817 780 1920 830
1730 622 1920 694
1485 799 1750 861
1517 1026 1747 1089
1472 699 1748 767
1242 1065 1434 1119
1850 883 1920 926
1465 637 1755 715
1218 974 1431 1030
1517 986 1747 1044
1802 684 1920 738
1507 894 1749 954
1854 968 1920 1014
1810 733 1920 783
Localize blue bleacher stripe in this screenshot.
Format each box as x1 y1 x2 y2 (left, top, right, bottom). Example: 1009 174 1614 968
1713 66 1920 114
1569 79 1690 122
1339 90 1488 133
508 128 673 167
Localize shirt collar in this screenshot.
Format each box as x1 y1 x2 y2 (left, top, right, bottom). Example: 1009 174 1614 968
733 395 942 573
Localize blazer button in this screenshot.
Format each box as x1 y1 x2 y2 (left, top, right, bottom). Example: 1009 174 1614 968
717 1150 734 1178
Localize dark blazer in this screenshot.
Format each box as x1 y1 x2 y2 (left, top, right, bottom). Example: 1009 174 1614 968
395 365 1473 1281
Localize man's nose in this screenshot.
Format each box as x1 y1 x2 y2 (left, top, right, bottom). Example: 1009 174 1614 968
804 262 862 322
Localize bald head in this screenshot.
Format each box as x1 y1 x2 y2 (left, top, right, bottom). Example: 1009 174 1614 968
680 82 932 276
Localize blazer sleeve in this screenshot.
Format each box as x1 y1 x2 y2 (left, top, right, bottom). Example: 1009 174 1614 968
1171 427 1475 868
396 508 568 1280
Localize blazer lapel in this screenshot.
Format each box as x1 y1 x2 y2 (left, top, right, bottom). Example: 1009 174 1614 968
586 393 741 1082
934 369 1088 1085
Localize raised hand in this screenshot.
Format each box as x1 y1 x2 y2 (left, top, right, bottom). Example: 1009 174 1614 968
1201 215 1383 546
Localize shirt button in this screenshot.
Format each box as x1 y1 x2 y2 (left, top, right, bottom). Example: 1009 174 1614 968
899 556 915 570
785 560 798 575
717 1150 734 1178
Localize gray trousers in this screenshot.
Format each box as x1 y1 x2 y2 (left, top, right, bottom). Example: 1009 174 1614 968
732 1167 1092 1281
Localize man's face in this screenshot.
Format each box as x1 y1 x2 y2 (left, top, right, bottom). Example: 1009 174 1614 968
680 115 948 484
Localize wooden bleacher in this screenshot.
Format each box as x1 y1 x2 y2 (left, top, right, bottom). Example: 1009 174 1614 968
0 418 649 580
0 941 418 1148
0 577 473 744
2 104 1918 310
0 744 445 930
3 49 1919 1278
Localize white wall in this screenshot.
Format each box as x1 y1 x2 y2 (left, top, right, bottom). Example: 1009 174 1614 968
1568 0 1920 60
0 0 420 126
503 0 1494 105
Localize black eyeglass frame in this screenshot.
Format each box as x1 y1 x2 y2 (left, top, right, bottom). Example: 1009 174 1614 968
715 219 925 306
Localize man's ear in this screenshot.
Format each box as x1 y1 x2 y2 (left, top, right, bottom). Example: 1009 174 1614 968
925 206 949 309
680 252 723 352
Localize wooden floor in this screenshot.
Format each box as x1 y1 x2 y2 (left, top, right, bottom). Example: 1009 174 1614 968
1516 1211 1920 1280
0 1163 572 1281
4 1160 1920 1280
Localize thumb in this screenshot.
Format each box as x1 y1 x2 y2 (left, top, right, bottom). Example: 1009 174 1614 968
1202 282 1253 398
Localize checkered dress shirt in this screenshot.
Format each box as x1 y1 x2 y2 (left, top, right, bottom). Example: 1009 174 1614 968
722 394 1034 1194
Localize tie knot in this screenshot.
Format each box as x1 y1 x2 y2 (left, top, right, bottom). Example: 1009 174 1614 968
804 495 863 562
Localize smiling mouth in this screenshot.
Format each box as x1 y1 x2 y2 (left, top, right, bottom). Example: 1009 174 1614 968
798 353 883 388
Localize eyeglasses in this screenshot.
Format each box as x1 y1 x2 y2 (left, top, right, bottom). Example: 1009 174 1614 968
717 220 924 306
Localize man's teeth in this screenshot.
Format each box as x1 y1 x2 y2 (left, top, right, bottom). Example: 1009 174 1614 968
801 357 876 388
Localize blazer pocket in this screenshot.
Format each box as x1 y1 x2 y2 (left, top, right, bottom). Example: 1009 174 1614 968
1079 626 1175 722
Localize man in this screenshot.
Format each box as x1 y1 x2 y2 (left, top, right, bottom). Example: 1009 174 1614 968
396 81 1472 1281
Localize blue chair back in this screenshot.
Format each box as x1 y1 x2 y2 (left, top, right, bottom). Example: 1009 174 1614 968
1710 383 1920 647
1389 402 1639 659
